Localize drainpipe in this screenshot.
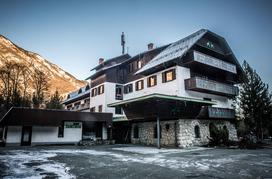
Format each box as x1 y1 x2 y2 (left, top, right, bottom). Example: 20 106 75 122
157 116 160 149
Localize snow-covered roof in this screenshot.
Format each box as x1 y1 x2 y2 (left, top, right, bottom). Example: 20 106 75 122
63 85 90 104
136 29 208 74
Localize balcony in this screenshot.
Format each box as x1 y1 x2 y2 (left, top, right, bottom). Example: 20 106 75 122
186 51 237 74
198 106 235 119
185 77 238 97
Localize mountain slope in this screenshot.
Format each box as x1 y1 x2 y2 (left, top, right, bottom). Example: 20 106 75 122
0 35 87 96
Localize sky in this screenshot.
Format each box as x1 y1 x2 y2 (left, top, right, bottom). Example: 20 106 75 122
0 0 272 88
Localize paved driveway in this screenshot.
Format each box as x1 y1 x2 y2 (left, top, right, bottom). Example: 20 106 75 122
0 144 272 178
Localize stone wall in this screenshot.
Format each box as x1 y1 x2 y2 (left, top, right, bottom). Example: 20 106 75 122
131 119 238 148
131 120 177 146
177 119 238 148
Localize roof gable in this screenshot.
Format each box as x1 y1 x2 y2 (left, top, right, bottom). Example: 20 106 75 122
136 29 242 75
136 29 208 74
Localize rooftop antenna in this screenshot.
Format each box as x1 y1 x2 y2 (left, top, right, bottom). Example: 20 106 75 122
121 32 125 54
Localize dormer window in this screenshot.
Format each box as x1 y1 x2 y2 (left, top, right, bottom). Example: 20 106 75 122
137 60 143 69
78 89 82 94
85 85 90 91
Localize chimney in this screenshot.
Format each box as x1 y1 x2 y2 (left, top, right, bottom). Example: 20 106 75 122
99 58 104 64
148 43 154 50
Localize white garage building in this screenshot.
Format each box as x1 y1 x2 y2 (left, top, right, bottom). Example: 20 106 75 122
0 107 112 146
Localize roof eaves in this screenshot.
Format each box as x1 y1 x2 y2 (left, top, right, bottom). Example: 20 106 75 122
107 93 216 107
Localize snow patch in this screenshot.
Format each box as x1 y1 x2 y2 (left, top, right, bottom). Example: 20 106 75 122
112 146 209 154
0 150 75 179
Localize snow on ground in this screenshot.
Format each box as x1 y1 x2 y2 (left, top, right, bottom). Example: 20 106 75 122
1 146 271 178
0 150 75 179
112 146 210 154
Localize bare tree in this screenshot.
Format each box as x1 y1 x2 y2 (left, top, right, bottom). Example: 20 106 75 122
32 67 49 108
0 59 32 110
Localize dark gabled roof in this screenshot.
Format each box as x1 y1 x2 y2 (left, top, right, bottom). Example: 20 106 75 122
87 45 169 80
63 84 90 104
136 29 242 75
90 53 131 71
86 54 131 80
0 107 112 127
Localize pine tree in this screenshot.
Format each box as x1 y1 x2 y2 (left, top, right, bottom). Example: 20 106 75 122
46 90 63 109
237 61 272 141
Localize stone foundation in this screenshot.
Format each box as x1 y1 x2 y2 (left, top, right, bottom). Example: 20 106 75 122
131 120 177 146
131 119 237 148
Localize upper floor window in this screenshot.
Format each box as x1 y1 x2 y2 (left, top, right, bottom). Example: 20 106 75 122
91 88 97 97
137 60 143 69
98 85 104 95
67 104 72 110
115 85 123 100
162 69 176 83
147 75 157 87
124 84 133 94
135 80 144 91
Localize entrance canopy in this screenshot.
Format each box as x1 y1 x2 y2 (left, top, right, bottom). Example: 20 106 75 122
108 93 216 120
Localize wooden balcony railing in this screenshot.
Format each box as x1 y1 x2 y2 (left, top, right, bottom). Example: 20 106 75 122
185 77 238 97
191 51 237 74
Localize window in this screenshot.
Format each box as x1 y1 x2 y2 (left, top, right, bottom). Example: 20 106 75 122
78 89 82 94
162 69 176 83
137 60 143 69
58 125 64 138
98 105 103 112
147 75 157 87
91 88 97 97
165 124 170 131
115 85 123 100
154 125 162 138
85 85 90 91
67 104 72 110
133 125 139 139
203 98 212 101
128 63 134 73
115 106 123 114
74 102 80 109
90 107 95 112
124 84 133 94
135 80 144 91
194 125 200 138
98 85 104 95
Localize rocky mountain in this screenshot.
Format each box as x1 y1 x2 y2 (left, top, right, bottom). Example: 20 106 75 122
0 35 87 97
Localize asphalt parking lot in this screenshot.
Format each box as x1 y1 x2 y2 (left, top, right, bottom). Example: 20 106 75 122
0 144 272 179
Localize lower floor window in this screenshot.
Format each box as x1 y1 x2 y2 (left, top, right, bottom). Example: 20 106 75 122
115 106 123 114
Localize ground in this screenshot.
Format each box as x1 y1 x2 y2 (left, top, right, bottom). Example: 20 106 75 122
0 145 272 179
